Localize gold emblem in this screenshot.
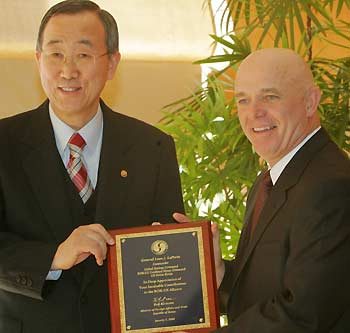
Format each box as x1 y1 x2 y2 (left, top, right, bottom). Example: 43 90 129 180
151 240 168 255
120 169 128 178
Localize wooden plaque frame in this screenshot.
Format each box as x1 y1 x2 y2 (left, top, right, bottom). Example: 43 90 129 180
107 221 219 333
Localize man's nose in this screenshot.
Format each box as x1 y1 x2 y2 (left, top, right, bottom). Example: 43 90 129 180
60 57 79 79
251 99 266 118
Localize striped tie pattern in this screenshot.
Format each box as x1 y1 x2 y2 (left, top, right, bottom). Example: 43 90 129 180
67 133 93 203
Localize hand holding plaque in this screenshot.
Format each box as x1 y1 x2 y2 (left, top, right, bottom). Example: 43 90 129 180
107 221 219 333
172 213 225 287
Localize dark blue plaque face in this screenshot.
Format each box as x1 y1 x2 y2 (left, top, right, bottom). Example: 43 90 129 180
118 230 205 331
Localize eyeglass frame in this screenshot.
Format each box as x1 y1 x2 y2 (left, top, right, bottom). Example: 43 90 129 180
40 49 110 68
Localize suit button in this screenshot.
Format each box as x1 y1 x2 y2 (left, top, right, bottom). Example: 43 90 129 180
81 295 88 304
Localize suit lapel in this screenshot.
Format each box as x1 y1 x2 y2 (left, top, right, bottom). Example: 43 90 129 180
94 103 133 228
82 102 135 290
19 101 75 243
18 101 138 288
231 129 331 290
233 187 287 286
235 179 261 256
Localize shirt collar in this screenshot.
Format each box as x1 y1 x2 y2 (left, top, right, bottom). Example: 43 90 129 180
269 127 321 185
49 104 103 156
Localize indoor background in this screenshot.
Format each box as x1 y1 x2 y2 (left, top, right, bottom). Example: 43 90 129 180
0 0 215 124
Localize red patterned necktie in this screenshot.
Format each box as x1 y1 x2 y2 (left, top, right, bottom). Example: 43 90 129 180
250 170 273 239
67 133 93 203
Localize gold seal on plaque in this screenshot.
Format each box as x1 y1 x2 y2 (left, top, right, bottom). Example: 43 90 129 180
151 240 168 255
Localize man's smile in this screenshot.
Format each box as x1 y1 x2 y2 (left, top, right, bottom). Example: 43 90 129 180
252 125 277 133
58 86 82 92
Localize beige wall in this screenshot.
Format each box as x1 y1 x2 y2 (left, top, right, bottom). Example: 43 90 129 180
0 0 212 124
0 54 201 124
102 59 201 124
0 55 46 118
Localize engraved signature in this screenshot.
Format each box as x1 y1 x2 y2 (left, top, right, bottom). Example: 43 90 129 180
153 296 175 302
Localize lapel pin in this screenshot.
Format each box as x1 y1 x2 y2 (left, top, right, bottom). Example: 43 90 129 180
120 169 128 178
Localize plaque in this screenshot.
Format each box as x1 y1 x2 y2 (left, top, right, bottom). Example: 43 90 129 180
107 221 219 333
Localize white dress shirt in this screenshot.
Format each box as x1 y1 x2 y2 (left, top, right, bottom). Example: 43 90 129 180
49 104 103 188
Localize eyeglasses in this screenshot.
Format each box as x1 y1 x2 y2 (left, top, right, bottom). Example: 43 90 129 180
41 49 109 68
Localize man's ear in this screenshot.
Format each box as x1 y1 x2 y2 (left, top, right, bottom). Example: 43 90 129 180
107 51 121 80
305 86 321 117
35 51 41 64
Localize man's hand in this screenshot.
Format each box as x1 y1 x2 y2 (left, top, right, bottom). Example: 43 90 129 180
172 212 225 287
51 224 115 270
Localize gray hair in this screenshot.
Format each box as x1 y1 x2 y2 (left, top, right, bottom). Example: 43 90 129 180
36 0 119 54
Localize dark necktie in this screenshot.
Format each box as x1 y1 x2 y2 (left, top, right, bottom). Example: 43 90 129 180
67 133 94 203
250 170 273 239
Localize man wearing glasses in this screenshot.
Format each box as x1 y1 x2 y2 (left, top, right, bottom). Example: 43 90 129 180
0 1 184 332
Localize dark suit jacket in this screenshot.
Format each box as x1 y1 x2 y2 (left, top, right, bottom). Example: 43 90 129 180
0 100 184 333
215 129 350 333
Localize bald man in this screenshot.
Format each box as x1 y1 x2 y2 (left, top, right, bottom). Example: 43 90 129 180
175 48 350 332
